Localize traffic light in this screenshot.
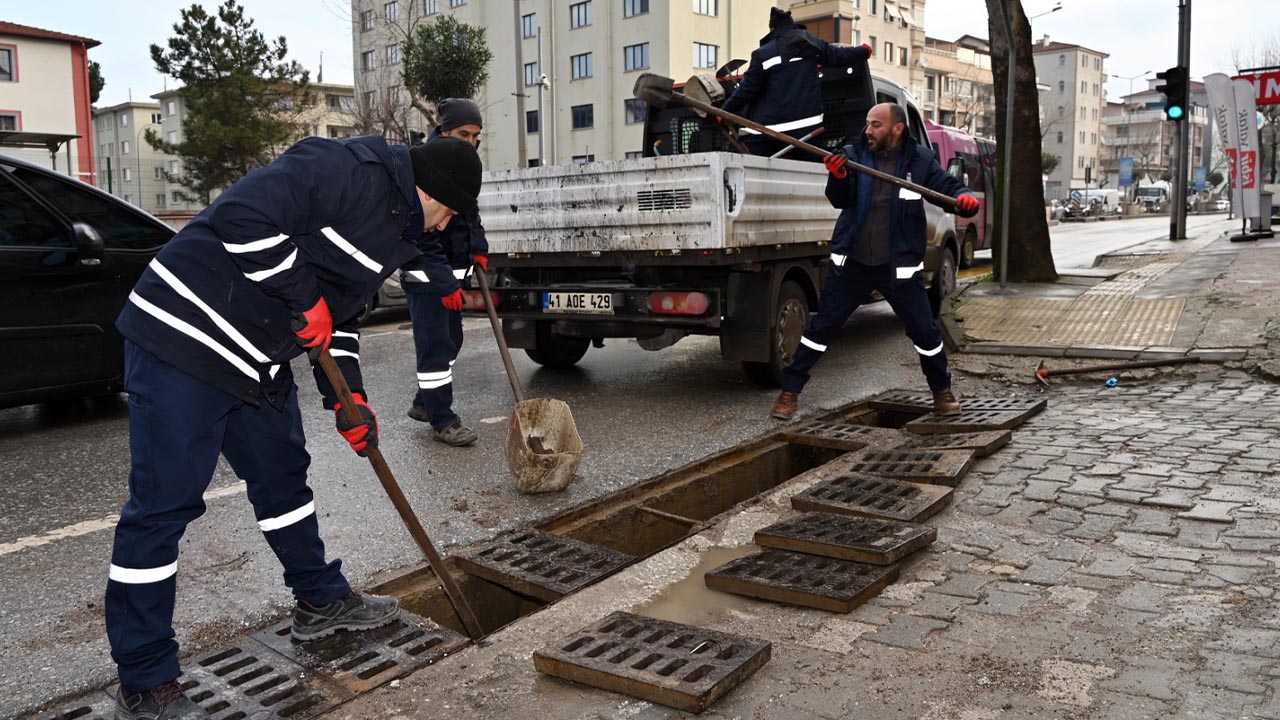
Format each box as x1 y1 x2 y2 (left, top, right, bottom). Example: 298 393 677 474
1155 66 1189 120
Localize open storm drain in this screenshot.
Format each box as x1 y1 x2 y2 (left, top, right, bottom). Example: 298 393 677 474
533 611 772 713
705 548 900 613
455 529 634 602
843 448 975 486
791 472 953 523
754 512 937 565
782 421 904 452
892 429 1012 457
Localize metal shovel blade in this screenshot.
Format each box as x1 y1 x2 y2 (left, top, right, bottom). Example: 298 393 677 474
506 398 583 494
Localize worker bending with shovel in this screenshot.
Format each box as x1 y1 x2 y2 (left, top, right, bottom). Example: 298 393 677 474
771 102 980 421
107 134 481 719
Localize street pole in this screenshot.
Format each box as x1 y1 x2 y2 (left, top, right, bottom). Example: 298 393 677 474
512 0 528 168
1170 0 1191 240
537 28 546 166
1117 71 1150 203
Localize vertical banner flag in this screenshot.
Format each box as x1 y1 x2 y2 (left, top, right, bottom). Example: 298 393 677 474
1232 78 1262 221
1120 157 1134 188
1204 74 1243 214
1195 166 1207 192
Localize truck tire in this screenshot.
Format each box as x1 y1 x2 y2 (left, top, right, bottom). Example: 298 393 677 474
959 225 977 268
741 280 809 387
928 245 957 318
356 296 378 325
525 322 590 368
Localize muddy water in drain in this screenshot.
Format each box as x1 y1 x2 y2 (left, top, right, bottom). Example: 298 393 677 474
636 546 759 626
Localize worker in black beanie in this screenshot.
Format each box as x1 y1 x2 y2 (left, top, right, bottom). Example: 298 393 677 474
401 100 491 446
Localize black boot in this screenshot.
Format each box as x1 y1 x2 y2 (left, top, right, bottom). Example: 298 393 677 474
115 680 209 720
292 591 400 641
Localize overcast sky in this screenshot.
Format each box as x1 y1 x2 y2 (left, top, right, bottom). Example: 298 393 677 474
7 0 1276 108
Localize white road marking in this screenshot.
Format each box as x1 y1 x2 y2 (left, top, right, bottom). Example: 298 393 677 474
0 483 247 558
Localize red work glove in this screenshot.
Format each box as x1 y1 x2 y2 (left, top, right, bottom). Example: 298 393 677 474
291 297 332 354
862 43 874 58
824 153 849 179
472 254 489 272
334 393 378 456
955 193 980 217
441 288 465 312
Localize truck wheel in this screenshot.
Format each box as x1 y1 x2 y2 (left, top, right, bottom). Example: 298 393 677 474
928 246 958 318
741 280 809 387
959 226 977 268
356 296 378 325
524 322 590 368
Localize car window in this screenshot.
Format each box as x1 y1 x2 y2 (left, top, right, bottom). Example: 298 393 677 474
0 172 73 249
3 165 171 251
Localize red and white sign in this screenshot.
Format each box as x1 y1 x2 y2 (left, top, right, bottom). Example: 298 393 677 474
1234 70 1280 106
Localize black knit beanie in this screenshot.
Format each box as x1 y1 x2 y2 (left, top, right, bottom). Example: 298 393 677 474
769 8 794 29
409 136 481 215
438 98 483 131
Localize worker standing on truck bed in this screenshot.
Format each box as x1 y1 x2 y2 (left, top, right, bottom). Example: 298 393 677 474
771 102 980 421
106 134 481 720
720 7 872 158
401 99 490 447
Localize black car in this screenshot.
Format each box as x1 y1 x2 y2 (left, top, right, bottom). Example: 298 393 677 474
0 154 175 408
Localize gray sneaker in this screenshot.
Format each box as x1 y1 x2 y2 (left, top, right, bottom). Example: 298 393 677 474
291 591 400 642
433 421 478 447
115 680 209 719
407 405 431 423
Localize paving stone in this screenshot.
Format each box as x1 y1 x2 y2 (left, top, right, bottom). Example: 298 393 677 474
1144 557 1201 574
1099 656 1190 701
1201 485 1260 503
1176 521 1227 549
1114 581 1177 611
1178 501 1243 523
909 591 978 621
1014 559 1074 586
1159 473 1208 489
1105 488 1156 504
1057 493 1105 510
1047 540 1091 562
1224 518 1280 538
1064 515 1125 541
1179 688 1257 719
1081 554 1138 578
1080 501 1132 518
973 485 1020 507
1209 628 1280 659
861 614 950 650
931 573 995 599
1202 563 1261 585
1125 509 1178 536
968 587 1038 616
1023 480 1064 501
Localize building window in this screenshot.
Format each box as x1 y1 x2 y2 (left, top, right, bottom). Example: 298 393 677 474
361 9 374 30
626 151 643 159
899 47 908 66
387 43 400 65
119 113 129 127
363 91 376 108
1091 132 1097 144
1080 106 1086 120
154 166 163 179
165 101 177 116
451 0 466 6
167 130 178 144
624 43 649 72
522 13 536 38
122 140 131 154
572 154 595 164
871 0 878 13
570 2 590 28
1082 55 1088 68
1058 54 1065 67
0 113 18 131
1058 80 1065 93
528 159 541 168
151 112 162 124
884 42 894 61
524 62 539 86
1092 108 1098 121
169 159 179 174
625 98 647 124
424 0 439 13
1078 155 1084 168
123 168 132 182
1081 80 1087 93
694 0 717 15
0 47 14 82
526 110 539 134
571 52 593 80
1079 130 1085 143
624 0 648 17
1092 83 1099 96
1094 57 1101 71
571 104 593 129
384 1 398 22
693 42 718 70
156 194 166 208
1057 106 1064 117
362 50 377 71
172 191 182 203
1057 131 1063 144
869 36 877 57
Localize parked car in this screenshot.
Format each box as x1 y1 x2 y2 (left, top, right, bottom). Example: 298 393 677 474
0 154 175 408
1215 198 1230 211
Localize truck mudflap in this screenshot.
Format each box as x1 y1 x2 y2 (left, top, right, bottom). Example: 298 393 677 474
491 285 722 328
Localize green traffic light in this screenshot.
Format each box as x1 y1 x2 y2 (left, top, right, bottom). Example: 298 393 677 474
1167 106 1184 119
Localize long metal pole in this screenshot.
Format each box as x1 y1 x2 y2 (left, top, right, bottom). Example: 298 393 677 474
512 0 528 168
537 29 546 166
1170 0 1191 239
998 1 1016 288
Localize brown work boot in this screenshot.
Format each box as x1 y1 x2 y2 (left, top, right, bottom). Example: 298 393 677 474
932 388 962 415
771 391 799 420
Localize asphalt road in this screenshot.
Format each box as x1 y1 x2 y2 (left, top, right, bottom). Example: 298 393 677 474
0 297 933 717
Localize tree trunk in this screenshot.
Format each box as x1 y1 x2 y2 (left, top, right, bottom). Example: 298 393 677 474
985 0 1057 282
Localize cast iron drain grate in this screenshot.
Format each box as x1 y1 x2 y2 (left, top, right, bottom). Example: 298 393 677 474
533 611 771 713
705 548 900 613
790 472 953 523
905 409 1031 434
783 422 904 451
843 448 974 486
178 642 344 720
892 429 1012 457
253 610 469 694
867 391 1046 417
754 512 936 565
455 529 634 601
35 691 116 720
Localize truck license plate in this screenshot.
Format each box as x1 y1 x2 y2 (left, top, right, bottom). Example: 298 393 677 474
543 292 613 314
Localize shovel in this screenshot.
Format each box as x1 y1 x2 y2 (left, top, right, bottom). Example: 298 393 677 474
633 72 961 212
474 269 584 494
316 350 485 640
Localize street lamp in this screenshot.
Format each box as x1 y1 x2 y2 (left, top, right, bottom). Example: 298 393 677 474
1115 70 1151 202
997 1 1061 289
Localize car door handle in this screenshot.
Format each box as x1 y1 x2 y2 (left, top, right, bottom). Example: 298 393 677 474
80 258 102 266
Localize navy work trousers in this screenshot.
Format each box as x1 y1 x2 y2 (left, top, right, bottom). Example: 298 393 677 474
106 342 350 695
782 262 950 394
406 287 464 431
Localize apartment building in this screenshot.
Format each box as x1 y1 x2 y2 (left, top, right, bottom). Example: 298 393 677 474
1032 36 1108 200
785 0 923 90
351 0 775 170
0 21 99 182
91 101 196 215
915 34 994 137
1100 79 1209 194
